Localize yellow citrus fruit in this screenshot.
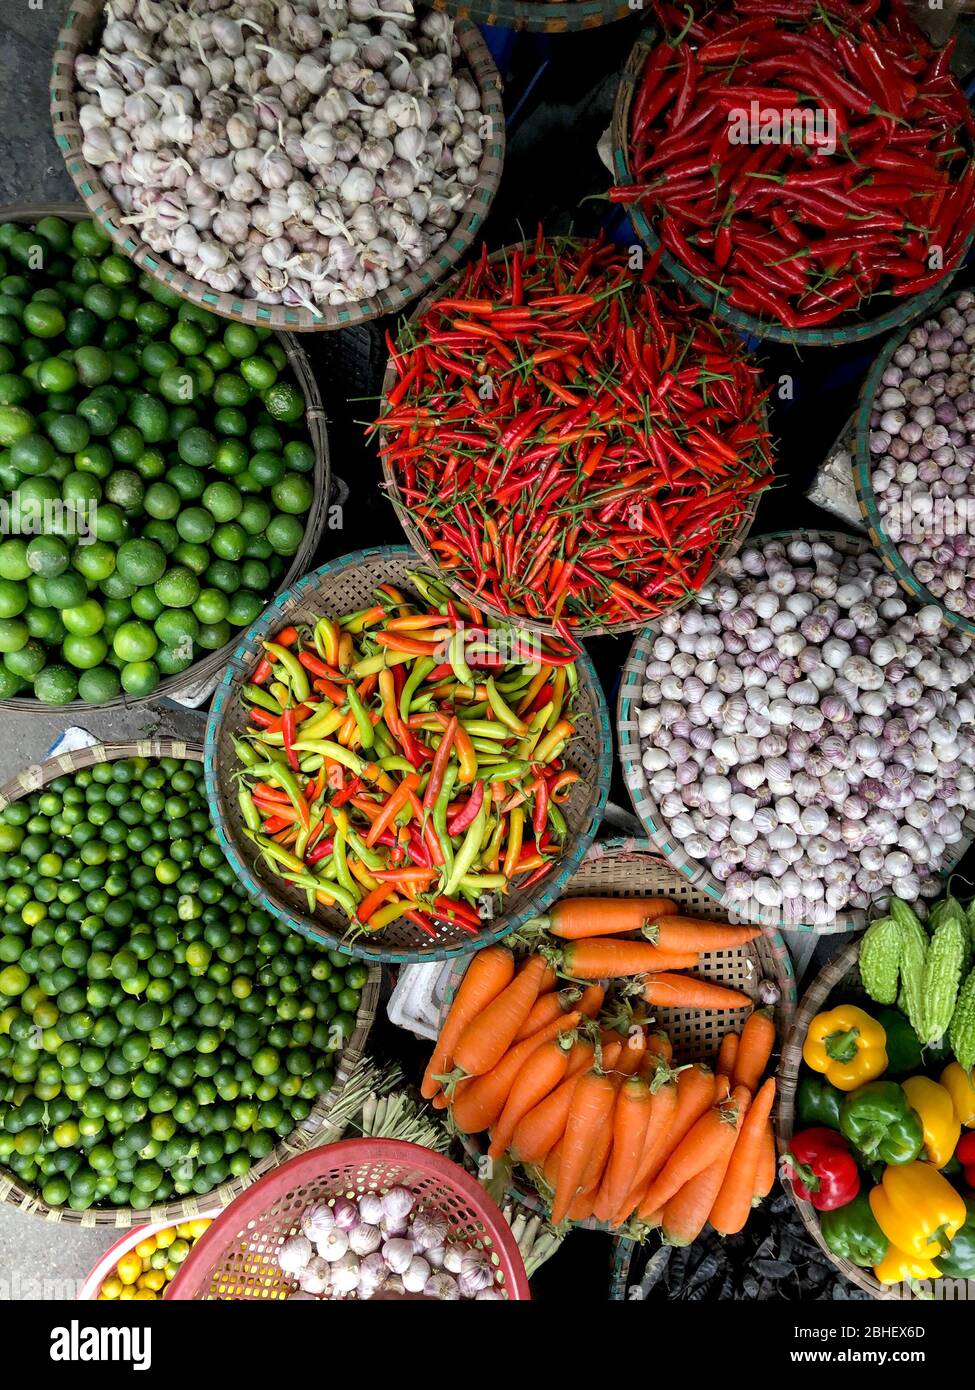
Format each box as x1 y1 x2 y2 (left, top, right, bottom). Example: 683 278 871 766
135 1238 156 1259
116 1251 142 1285
142 1270 166 1291
100 1276 123 1299
119 1286 136 1301
132 1289 157 1300
186 1218 212 1238
155 1227 176 1247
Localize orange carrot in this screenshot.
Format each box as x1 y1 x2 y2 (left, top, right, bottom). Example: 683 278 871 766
713 1073 731 1103
753 1119 777 1203
731 1008 776 1094
421 945 514 1098
661 1095 748 1246
648 917 761 953
451 954 551 1077
450 1011 582 1134
512 986 581 1042
551 1070 618 1224
577 983 606 1018
511 1042 594 1163
604 1076 654 1217
710 1079 776 1235
546 896 677 939
616 1029 648 1076
488 1037 573 1159
643 1030 673 1066
613 1067 708 1226
561 939 700 980
716 1031 739 1079
641 974 753 1010
637 1085 748 1219
542 1138 562 1190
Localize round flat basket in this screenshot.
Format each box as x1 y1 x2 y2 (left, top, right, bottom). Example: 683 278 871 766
428 0 632 31
78 1211 218 1299
612 39 973 348
204 545 611 964
0 738 379 1229
50 8 504 332
380 242 762 641
853 280 975 637
0 202 330 714
617 528 975 934
166 1137 531 1299
776 940 971 1302
436 837 796 1231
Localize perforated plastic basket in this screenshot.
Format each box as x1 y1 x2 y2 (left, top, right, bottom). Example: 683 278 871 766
167 1139 530 1300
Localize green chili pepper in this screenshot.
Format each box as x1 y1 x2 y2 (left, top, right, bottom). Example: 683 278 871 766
345 827 385 871
485 676 528 735
473 760 529 782
346 684 375 750
290 740 365 775
283 871 359 917
449 628 475 687
442 799 488 898
398 655 435 723
516 706 553 760
460 720 513 740
264 641 311 703
547 801 568 841
432 763 457 882
238 787 261 832
232 736 261 767
331 829 359 902
378 754 416 774
460 873 508 892
244 829 306 874
247 761 309 824
244 684 282 714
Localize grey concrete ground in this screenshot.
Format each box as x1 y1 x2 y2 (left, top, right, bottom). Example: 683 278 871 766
0 0 213 1293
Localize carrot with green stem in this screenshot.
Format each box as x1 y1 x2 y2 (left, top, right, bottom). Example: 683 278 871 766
641 974 752 1010
612 1060 696 1226
636 1085 748 1221
513 986 582 1042
716 1031 739 1079
488 1034 574 1159
647 917 762 952
709 1079 777 1236
450 954 552 1079
753 1119 776 1204
511 1040 595 1164
558 938 700 979
603 1076 654 1217
451 1010 583 1134
528 896 677 939
661 1094 749 1247
731 1008 775 1094
421 945 514 1099
550 1069 619 1224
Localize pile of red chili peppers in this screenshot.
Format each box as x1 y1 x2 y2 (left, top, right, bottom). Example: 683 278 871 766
232 570 581 939
614 0 975 330
377 233 773 635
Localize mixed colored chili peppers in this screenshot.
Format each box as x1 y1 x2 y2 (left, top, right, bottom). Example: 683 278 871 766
232 570 582 938
376 232 772 637
615 0 975 330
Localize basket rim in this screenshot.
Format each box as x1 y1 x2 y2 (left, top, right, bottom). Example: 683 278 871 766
203 544 613 964
441 834 798 1232
50 11 505 332
0 200 331 714
616 527 975 933
79 1209 220 1298
611 37 974 347
775 939 904 1301
429 0 636 31
378 238 764 640
853 277 975 637
166 1136 532 1300
0 738 380 1228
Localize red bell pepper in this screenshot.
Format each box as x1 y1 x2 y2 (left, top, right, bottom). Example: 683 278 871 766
958 1131 975 1189
782 1127 860 1211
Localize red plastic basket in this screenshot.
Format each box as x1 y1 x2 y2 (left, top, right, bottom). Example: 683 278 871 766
167 1139 530 1301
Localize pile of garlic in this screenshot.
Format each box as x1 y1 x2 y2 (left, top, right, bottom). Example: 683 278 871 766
279 1187 503 1299
74 0 488 311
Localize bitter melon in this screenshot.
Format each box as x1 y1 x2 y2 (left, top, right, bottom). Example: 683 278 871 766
950 967 975 1072
858 915 902 1005
895 903 929 1045
920 909 967 1044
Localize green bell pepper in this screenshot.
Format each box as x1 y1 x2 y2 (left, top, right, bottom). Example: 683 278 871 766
876 1008 923 1077
935 1205 975 1278
838 1080 924 1165
797 1074 844 1130
820 1193 890 1268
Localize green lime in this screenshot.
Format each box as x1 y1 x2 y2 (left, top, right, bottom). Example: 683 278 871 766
4 639 45 679
212 373 251 409
26 535 70 578
226 590 263 626
202 482 242 524
130 587 163 622
63 633 108 670
176 507 215 544
144 482 180 521
237 498 271 535
72 541 115 583
116 539 166 587
12 434 57 477
265 514 304 555
126 394 168 443
23 300 65 338
61 599 104 637
73 346 113 388
271 475 313 515
0 405 34 446
223 324 259 358
154 567 199 609
44 572 87 609
239 357 278 392
0 579 26 619
192 587 228 625
177 428 216 469
113 622 158 663
33 664 78 705
214 408 247 438
78 666 120 704
263 382 304 422
284 440 315 473
47 413 90 454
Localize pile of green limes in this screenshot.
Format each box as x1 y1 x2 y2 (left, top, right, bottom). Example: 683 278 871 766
0 756 368 1211
0 217 317 705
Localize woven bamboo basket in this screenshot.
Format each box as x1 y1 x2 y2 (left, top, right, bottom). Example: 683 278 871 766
428 0 633 31
0 738 380 1229
204 545 612 964
776 940 972 1301
0 202 331 713
611 38 974 348
617 528 975 934
50 7 504 333
436 837 796 1231
853 280 975 638
379 240 764 640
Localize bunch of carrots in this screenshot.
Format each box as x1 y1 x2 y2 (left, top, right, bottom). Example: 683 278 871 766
422 896 778 1239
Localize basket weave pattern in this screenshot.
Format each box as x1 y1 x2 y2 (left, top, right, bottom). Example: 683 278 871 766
0 739 379 1229
617 529 975 934
167 1139 531 1299
0 202 331 714
50 6 504 332
429 0 633 31
776 941 971 1302
204 546 612 963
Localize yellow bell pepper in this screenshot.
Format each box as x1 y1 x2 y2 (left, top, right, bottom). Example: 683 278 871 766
868 1162 966 1259
802 1004 888 1091
873 1244 942 1286
901 1076 961 1168
942 1062 975 1128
